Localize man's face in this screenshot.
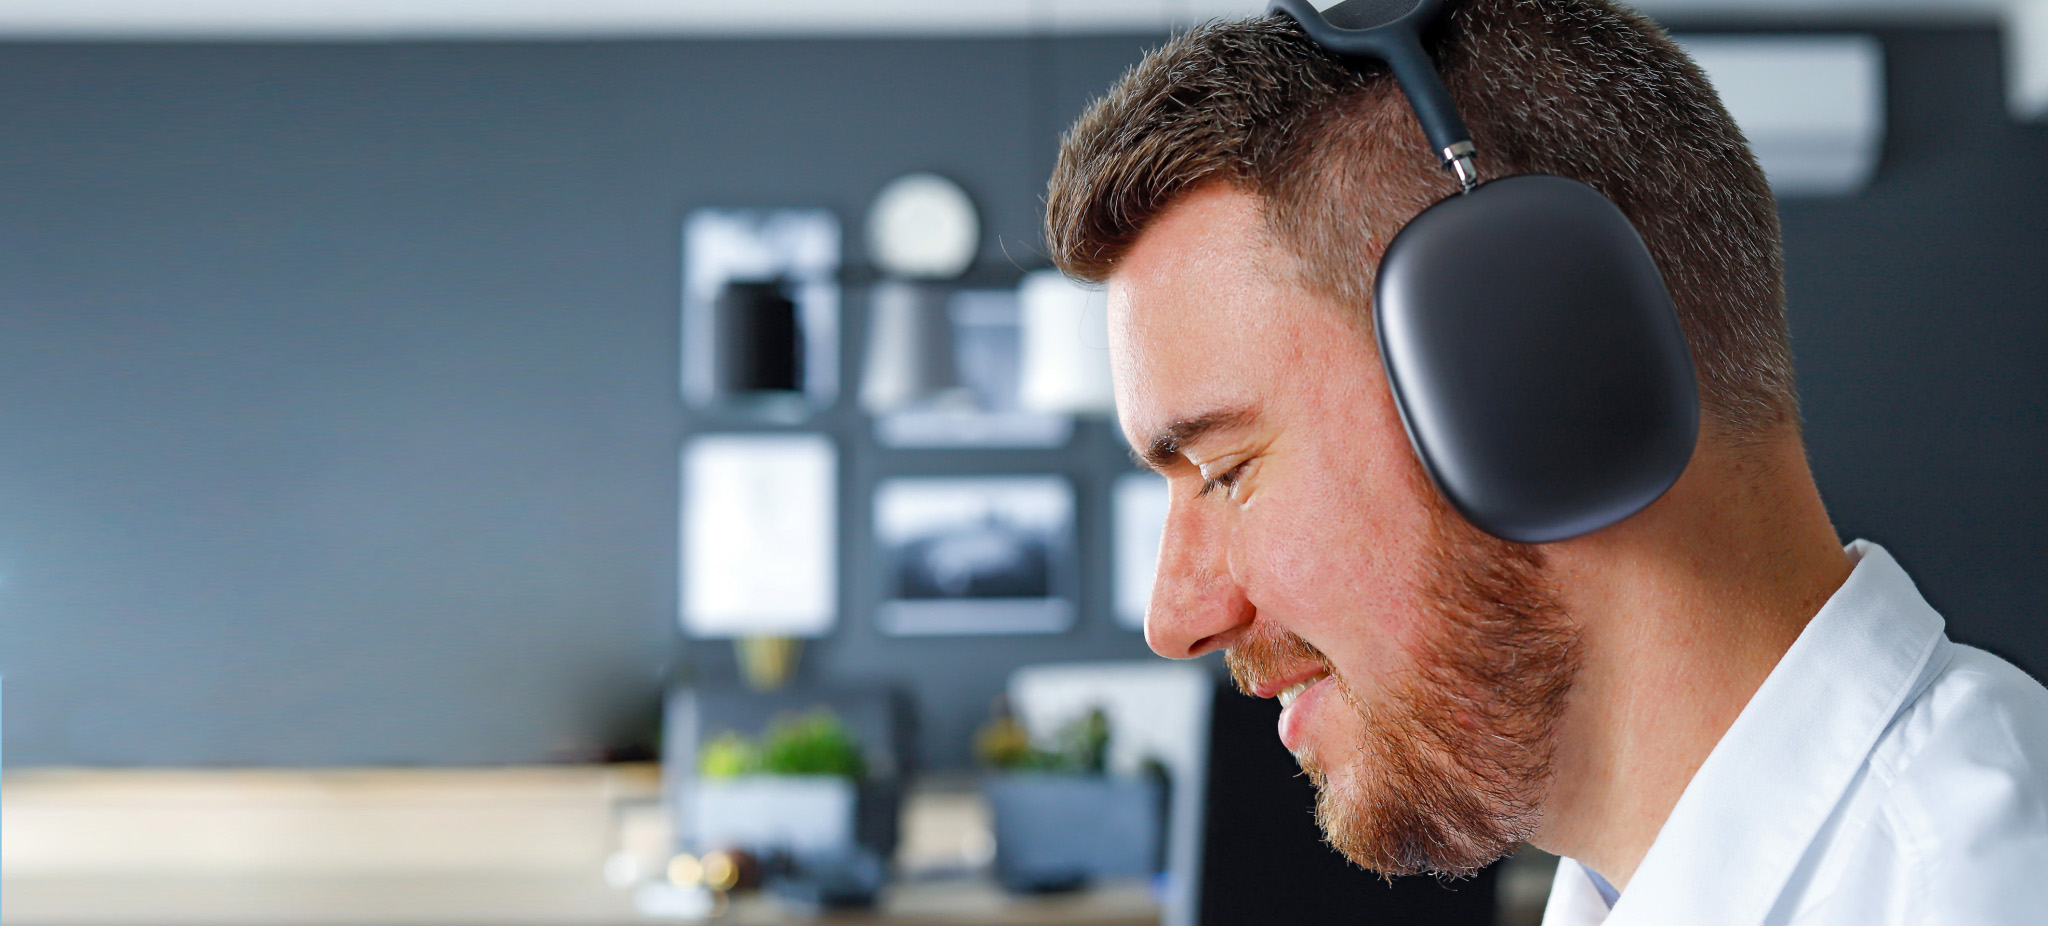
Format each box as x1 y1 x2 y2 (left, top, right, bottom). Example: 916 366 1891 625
1109 185 1581 876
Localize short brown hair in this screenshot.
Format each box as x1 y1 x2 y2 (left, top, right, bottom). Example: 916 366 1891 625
1045 0 1795 437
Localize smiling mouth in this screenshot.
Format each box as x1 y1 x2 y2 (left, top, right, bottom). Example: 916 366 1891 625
1278 671 1329 709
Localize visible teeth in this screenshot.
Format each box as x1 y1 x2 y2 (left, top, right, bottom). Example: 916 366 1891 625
1277 672 1327 709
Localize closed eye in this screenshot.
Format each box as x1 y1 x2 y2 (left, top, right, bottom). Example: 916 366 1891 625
1198 461 1250 499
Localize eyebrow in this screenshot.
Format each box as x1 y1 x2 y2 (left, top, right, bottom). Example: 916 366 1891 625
1138 407 1257 472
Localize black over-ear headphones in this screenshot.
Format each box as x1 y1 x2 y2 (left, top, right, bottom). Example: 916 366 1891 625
1270 0 1699 543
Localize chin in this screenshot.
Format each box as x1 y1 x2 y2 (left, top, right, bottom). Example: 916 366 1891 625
1298 668 1550 878
1304 741 1517 878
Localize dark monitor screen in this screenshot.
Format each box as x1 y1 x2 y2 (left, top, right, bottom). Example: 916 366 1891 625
1197 681 1500 925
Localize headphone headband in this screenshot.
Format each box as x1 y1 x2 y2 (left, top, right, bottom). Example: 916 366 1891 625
1268 0 1477 190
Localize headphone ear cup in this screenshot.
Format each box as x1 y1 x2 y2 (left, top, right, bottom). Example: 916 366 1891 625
1374 175 1699 543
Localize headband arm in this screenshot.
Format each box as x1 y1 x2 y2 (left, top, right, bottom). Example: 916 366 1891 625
1269 0 1479 191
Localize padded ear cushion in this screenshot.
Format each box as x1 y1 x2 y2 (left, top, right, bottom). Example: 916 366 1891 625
1375 174 1699 543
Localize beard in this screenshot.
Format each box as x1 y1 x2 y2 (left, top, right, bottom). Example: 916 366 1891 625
1225 494 1583 878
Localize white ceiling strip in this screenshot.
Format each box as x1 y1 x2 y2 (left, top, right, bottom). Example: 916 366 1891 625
0 0 2006 40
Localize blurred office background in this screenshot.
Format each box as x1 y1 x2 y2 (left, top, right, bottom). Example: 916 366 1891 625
1 1 2044 924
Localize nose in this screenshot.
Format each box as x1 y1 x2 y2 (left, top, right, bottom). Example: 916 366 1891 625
1144 490 1254 659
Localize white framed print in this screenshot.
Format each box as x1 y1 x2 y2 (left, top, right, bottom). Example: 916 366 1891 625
874 475 1075 636
680 433 836 638
1113 472 1170 631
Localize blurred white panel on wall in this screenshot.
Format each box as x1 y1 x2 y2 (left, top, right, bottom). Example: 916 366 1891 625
1680 35 1885 196
680 433 836 638
1113 472 1170 630
2010 0 2048 121
1018 270 1117 417
1630 0 2003 23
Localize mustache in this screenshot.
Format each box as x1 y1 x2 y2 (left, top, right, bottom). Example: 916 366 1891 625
1224 620 1334 698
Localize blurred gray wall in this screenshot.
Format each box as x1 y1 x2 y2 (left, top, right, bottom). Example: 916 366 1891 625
0 28 2041 769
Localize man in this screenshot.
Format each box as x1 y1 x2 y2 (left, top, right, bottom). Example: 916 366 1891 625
1045 1 2048 923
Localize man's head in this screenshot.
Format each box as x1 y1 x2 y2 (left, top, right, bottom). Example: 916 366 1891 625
1049 0 1794 877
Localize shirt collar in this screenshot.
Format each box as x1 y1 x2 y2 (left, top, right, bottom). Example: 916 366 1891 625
1597 540 1948 926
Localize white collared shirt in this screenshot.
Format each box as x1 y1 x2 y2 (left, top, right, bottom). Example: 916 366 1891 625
1543 540 2048 925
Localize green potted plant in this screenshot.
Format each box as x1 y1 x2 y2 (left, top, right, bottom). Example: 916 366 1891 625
691 710 868 856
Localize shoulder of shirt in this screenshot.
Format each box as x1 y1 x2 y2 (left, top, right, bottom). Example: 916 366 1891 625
1868 642 2048 790
1847 643 2048 920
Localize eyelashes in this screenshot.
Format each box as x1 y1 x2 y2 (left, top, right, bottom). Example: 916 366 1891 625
1198 461 1250 499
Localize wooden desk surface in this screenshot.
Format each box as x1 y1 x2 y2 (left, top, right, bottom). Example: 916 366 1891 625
1 766 1160 926
3 874 1159 926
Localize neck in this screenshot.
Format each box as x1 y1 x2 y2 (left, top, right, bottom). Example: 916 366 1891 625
1529 427 1855 888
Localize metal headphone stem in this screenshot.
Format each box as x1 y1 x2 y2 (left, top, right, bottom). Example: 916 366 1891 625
1266 1 1478 190
1442 141 1479 193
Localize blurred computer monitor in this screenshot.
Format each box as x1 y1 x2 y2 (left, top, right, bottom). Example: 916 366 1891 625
1197 680 1499 925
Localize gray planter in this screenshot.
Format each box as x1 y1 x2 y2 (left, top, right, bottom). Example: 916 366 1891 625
984 774 1163 892
691 776 856 855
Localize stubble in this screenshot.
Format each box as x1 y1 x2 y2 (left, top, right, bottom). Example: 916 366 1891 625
1227 500 1582 878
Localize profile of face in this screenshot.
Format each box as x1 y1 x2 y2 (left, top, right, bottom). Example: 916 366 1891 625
1109 186 1584 877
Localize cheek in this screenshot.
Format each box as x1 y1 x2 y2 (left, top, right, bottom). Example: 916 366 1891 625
1228 310 1450 689
1233 455 1432 681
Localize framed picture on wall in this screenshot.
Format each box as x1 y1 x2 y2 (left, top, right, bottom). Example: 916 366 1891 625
680 433 837 638
874 475 1076 636
681 209 840 419
863 285 1075 449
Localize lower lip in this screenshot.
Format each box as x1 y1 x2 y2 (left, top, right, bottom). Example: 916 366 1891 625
1277 676 1333 755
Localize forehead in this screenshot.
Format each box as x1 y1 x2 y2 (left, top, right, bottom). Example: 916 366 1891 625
1106 186 1334 442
